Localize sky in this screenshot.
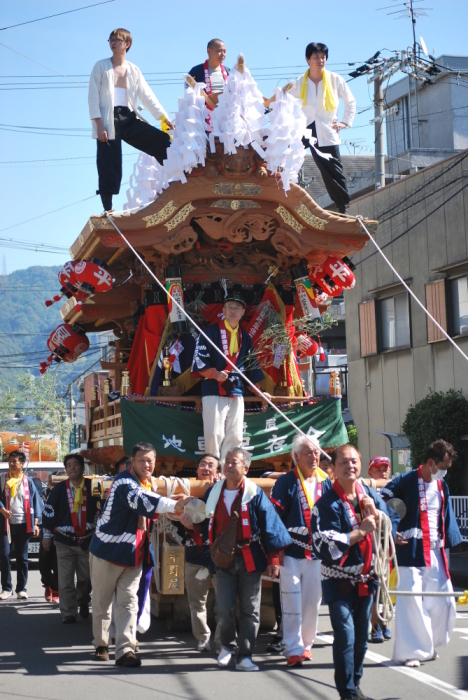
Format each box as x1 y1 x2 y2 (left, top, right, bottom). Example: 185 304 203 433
1 0 468 274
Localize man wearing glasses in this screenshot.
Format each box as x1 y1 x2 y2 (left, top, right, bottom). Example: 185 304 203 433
88 28 175 213
289 42 356 215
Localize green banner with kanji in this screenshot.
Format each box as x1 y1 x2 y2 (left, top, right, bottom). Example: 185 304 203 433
121 398 347 462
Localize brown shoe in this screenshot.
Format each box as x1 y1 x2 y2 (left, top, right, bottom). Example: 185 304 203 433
115 651 141 668
94 646 109 661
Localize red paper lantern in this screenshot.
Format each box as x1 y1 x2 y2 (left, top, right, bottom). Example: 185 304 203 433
308 256 356 297
296 334 319 358
73 259 113 294
40 323 90 374
45 261 92 307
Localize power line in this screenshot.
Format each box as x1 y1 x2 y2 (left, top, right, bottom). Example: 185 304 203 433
0 1 116 31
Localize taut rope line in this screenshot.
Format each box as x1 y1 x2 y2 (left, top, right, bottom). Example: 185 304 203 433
105 213 331 460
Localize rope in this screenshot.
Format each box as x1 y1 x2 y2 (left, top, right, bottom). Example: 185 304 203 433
25 363 60 468
105 213 331 460
373 511 399 626
357 217 468 365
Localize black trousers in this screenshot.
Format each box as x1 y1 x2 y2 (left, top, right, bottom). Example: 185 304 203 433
303 122 350 213
96 106 171 196
39 539 58 590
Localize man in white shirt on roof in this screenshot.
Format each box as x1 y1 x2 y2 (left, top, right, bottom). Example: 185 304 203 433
289 42 356 214
88 28 175 213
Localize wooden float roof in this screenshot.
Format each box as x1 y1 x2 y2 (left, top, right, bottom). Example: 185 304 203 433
63 153 378 333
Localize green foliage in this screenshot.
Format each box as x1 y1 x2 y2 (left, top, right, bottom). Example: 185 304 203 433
0 388 19 431
346 423 358 448
402 389 468 495
0 265 102 396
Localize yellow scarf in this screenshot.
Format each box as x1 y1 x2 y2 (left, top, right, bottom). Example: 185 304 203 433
297 465 328 509
6 474 23 499
73 479 85 513
300 69 337 112
224 320 239 355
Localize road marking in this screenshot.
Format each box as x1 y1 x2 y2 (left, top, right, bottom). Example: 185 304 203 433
319 634 468 699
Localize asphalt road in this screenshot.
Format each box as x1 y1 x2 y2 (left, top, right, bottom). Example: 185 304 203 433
1 567 467 700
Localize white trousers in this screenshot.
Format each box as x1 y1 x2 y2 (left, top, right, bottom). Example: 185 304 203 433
202 395 244 463
280 555 322 658
393 549 456 663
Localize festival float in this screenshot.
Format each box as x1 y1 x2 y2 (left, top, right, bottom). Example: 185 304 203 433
44 56 378 625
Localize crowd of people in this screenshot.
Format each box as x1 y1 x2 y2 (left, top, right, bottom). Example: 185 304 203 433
0 28 463 700
89 29 355 214
0 436 462 699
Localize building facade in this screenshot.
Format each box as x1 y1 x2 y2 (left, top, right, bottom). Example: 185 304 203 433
346 150 468 470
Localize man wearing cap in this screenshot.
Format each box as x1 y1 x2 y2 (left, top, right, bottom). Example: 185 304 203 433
191 293 266 463
367 456 392 643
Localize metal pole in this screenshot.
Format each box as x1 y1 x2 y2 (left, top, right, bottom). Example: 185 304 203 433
374 67 385 189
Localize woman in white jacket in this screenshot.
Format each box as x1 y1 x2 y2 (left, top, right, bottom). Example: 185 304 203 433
88 28 174 212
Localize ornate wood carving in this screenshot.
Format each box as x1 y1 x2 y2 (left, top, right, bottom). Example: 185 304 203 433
153 225 198 255
195 212 277 244
211 199 260 210
212 182 263 196
271 227 303 257
204 143 268 180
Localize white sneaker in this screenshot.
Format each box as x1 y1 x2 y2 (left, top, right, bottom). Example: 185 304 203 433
431 651 439 660
17 591 28 600
237 657 259 672
197 639 211 652
217 648 233 668
404 659 420 667
0 590 13 600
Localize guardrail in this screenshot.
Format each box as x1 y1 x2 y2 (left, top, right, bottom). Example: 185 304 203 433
451 496 468 542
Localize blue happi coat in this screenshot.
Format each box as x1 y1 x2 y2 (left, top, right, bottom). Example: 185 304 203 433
311 484 397 603
188 63 230 85
204 477 292 572
191 323 264 397
271 470 334 559
381 470 462 568
0 473 42 532
89 470 175 567
42 479 100 549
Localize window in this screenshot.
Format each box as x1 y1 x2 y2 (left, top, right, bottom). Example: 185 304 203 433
379 293 410 351
451 276 468 336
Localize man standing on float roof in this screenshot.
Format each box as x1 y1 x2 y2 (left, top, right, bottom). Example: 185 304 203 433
188 39 229 109
88 28 175 213
191 292 268 464
289 42 356 214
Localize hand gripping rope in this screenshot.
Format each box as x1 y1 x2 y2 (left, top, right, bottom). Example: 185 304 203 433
104 213 331 460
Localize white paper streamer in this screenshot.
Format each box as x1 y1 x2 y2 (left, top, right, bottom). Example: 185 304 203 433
210 55 268 156
263 87 310 193
123 153 169 212
162 80 209 183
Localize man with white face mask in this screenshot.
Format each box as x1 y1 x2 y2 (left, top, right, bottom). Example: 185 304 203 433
382 439 462 668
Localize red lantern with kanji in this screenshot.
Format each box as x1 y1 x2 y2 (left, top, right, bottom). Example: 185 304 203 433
309 256 356 297
296 334 319 358
40 323 90 374
73 259 113 294
45 261 92 307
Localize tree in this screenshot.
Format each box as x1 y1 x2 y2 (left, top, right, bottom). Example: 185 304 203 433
402 389 468 495
0 388 19 432
346 423 358 448
15 372 71 460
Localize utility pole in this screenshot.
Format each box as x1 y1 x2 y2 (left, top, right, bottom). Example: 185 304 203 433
374 67 385 189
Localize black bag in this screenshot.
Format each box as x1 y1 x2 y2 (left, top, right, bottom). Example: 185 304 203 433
210 491 241 570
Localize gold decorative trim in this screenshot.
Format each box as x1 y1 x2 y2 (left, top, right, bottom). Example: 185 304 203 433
295 203 327 231
165 203 195 232
212 183 263 196
143 200 178 228
90 216 114 230
211 199 260 211
274 206 304 235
